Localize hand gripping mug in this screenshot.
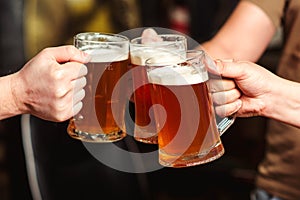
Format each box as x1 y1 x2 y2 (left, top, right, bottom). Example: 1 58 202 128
67 32 129 143
145 49 235 168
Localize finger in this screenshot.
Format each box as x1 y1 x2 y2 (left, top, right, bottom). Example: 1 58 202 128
215 99 242 117
209 78 236 92
62 62 88 80
72 89 85 106
214 59 246 79
141 28 163 44
51 65 87 98
212 88 241 105
72 101 83 116
141 28 158 37
71 77 87 93
46 45 91 63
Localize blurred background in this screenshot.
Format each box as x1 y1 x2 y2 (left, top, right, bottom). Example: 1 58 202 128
0 0 282 199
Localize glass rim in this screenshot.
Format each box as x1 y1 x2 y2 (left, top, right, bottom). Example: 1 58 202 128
74 32 129 44
130 33 187 46
145 49 205 66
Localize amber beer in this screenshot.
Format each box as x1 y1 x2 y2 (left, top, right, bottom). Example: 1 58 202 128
130 50 161 144
147 51 225 167
67 32 129 143
130 34 187 144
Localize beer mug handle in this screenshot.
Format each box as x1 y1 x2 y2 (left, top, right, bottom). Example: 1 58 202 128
217 115 236 136
202 51 236 136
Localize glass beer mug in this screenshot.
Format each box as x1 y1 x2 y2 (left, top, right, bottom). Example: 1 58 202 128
129 34 187 144
67 32 129 143
145 49 235 168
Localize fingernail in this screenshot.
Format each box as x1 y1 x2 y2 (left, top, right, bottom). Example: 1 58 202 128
222 58 235 62
236 99 242 110
214 59 223 68
82 52 91 62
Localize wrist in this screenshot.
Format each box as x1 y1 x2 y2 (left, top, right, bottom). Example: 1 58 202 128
9 72 29 115
0 73 26 119
263 77 300 128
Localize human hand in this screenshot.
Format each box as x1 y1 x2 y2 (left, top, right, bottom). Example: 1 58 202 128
11 45 90 122
141 28 162 43
209 59 279 118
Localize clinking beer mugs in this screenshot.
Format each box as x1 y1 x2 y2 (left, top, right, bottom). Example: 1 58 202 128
67 31 234 168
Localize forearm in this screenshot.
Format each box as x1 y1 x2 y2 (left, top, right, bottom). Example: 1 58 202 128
198 1 275 62
263 78 300 128
200 40 237 60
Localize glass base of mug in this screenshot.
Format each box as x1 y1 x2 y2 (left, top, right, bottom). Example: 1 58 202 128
133 128 158 144
67 122 126 143
159 142 224 168
134 135 158 144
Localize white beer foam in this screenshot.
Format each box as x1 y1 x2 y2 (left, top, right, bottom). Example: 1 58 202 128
85 48 128 62
148 65 208 85
130 49 184 65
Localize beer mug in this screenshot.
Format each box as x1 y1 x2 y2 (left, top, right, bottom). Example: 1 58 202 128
145 50 235 168
129 34 187 144
67 32 129 143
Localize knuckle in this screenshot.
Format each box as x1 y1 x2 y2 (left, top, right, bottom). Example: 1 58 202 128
53 86 67 98
65 45 78 56
52 102 70 121
52 68 65 80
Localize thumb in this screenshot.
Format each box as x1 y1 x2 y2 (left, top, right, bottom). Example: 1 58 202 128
141 28 163 44
213 59 245 79
48 45 91 64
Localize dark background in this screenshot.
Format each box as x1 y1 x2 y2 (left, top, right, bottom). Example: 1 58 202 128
0 0 282 199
